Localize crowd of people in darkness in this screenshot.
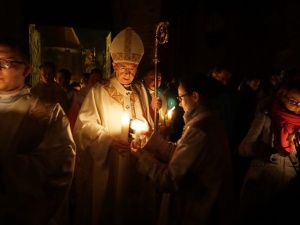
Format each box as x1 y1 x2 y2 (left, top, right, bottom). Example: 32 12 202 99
1 26 300 225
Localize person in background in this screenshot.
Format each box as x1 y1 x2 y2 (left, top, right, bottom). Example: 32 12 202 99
77 69 101 105
208 62 236 146
55 68 75 111
130 73 236 225
30 61 69 113
235 72 261 145
163 78 185 142
80 72 90 88
70 81 81 91
72 27 160 225
210 62 233 86
232 72 262 197
258 69 284 102
90 67 103 83
142 65 168 138
238 77 300 225
0 37 76 225
67 69 101 132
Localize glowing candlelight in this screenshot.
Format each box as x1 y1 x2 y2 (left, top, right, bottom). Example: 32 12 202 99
130 119 148 148
165 106 175 126
120 113 130 141
167 106 175 120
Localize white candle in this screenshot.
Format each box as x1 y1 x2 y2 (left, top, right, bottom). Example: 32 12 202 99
120 113 130 141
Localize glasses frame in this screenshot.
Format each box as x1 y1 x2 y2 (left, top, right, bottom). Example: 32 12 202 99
116 65 137 74
177 93 190 102
284 96 300 107
0 58 26 69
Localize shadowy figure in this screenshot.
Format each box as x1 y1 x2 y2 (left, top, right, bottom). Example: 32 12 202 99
0 37 75 225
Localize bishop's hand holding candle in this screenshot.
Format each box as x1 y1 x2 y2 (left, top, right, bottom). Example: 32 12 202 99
130 116 153 152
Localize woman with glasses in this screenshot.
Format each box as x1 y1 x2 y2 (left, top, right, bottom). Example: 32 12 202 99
130 73 236 225
238 75 300 225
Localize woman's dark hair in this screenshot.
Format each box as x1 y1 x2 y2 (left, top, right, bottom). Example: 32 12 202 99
178 72 225 104
277 78 300 98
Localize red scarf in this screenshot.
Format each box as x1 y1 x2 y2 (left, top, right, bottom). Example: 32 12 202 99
271 99 300 153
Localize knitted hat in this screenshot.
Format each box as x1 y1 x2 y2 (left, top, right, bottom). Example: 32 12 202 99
109 27 144 65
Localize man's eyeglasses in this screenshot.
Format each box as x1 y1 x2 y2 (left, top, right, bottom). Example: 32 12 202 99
117 65 137 74
0 59 26 69
177 93 190 102
285 96 300 107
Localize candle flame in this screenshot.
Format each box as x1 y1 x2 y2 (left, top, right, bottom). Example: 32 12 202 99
167 106 175 120
131 119 148 132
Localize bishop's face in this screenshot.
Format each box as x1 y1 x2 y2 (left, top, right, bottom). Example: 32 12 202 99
113 62 137 85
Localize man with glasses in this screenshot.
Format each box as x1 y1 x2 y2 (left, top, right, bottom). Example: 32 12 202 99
72 27 160 225
0 37 76 224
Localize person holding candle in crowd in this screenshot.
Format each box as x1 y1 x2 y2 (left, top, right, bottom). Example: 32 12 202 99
72 27 161 225
237 75 300 225
130 73 236 225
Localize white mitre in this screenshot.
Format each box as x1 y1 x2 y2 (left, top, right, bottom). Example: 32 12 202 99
109 27 144 65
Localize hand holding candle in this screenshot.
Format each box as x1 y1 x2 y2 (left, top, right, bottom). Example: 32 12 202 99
130 117 149 151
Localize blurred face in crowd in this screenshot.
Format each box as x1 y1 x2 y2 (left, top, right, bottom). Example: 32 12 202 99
88 73 100 88
247 79 260 91
177 83 198 113
143 70 162 91
40 66 55 85
113 62 137 85
55 72 66 86
212 69 232 85
281 89 300 115
0 44 31 95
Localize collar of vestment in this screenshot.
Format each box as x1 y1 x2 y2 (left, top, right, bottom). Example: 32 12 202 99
0 86 30 111
0 86 30 103
103 76 140 117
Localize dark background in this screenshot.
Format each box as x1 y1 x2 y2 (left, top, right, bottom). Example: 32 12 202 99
18 0 300 85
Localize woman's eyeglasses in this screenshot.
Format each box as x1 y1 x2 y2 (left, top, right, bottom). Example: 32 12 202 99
284 96 300 107
177 93 190 102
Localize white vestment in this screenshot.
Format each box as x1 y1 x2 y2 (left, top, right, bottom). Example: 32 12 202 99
73 76 158 225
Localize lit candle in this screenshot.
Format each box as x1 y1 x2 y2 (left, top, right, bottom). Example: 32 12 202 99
130 119 147 149
165 106 175 126
120 113 130 141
